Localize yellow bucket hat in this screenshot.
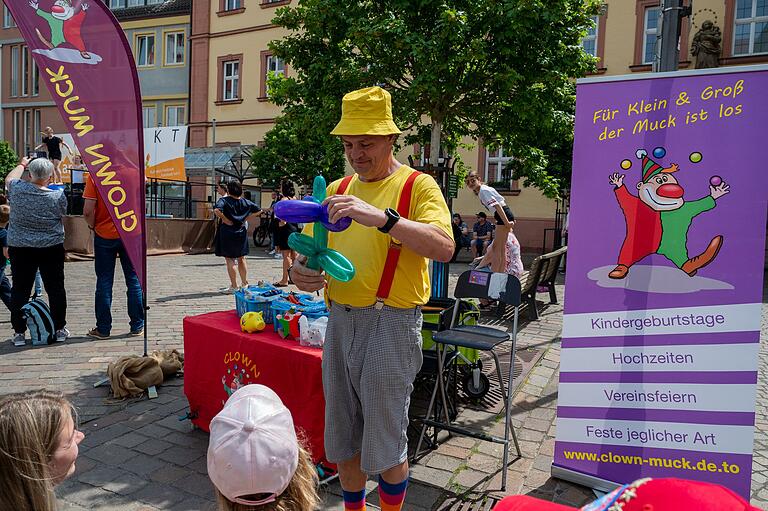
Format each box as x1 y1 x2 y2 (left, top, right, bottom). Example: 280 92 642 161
330 86 402 136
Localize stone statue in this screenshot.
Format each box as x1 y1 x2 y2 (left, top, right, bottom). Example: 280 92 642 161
691 20 721 69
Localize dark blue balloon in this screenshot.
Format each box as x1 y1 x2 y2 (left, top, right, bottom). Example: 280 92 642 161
653 147 666 158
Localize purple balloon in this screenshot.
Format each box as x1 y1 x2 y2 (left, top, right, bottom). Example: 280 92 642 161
274 200 321 223
274 199 352 232
710 175 722 187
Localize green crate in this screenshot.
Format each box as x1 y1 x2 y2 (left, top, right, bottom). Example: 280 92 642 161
421 298 481 364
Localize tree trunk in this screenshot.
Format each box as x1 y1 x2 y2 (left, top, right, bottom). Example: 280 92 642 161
429 119 441 168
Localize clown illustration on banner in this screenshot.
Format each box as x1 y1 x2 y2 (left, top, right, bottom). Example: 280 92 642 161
554 66 768 499
607 147 729 281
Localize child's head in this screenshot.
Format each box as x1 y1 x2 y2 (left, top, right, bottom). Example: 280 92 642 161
0 204 9 226
207 384 319 511
0 390 84 511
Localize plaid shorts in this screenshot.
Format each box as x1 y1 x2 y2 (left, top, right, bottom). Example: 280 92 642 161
322 301 423 475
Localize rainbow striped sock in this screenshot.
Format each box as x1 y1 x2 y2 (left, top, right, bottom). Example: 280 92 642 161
378 475 408 511
343 488 366 511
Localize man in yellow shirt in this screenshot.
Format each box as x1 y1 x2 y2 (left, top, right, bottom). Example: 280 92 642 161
291 87 453 511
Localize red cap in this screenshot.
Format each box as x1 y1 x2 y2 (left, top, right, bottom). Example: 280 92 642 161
494 478 762 511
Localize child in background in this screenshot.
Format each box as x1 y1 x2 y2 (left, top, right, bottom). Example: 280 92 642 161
0 204 10 311
207 384 320 511
0 390 85 511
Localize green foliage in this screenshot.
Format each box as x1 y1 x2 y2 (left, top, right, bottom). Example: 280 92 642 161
0 140 18 187
252 0 601 196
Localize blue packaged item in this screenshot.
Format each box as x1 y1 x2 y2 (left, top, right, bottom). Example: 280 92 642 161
270 298 328 332
235 283 283 322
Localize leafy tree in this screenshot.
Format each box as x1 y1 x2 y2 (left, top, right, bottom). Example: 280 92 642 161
0 140 19 188
252 0 600 197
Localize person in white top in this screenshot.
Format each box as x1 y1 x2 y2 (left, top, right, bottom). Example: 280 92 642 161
466 171 516 273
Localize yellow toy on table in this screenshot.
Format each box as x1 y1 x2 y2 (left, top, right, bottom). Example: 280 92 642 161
240 311 266 333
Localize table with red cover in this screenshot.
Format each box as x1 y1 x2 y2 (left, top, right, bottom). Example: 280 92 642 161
183 310 327 464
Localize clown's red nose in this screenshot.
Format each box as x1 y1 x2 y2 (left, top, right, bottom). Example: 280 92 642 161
51 5 65 12
657 183 684 198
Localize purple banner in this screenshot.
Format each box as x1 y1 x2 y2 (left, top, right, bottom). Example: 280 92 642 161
554 66 768 499
7 0 146 291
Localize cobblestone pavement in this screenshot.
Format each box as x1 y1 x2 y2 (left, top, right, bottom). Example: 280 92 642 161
0 252 765 510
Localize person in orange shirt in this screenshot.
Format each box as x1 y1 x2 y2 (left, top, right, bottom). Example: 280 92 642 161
82 175 144 338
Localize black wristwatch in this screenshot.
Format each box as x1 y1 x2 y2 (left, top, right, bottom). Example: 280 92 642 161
378 208 400 234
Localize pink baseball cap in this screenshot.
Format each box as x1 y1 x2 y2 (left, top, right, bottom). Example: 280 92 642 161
494 478 762 511
207 384 299 506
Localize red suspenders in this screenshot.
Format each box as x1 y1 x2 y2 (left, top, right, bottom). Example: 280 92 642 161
335 170 421 301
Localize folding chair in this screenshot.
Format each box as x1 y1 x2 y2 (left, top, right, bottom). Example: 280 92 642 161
414 270 522 490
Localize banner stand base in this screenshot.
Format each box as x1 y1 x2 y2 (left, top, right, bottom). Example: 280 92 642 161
551 464 621 494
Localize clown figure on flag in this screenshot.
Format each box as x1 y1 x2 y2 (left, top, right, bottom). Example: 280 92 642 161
608 148 730 280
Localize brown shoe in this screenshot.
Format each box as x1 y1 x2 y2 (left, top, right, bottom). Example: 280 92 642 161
608 264 629 279
681 235 723 276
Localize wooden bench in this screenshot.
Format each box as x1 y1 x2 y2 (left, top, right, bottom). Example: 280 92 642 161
516 246 567 320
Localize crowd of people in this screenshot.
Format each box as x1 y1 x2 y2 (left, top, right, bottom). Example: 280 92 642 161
1 150 145 345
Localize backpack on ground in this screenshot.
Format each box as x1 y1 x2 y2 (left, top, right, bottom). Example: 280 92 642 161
21 298 55 346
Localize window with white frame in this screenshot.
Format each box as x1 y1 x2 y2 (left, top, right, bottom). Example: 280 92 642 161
21 47 28 96
109 0 126 8
10 46 19 97
127 0 143 6
643 7 661 64
33 110 41 149
142 105 157 128
734 0 768 55
13 111 20 154
582 15 599 56
23 110 31 154
224 0 241 10
32 60 39 96
264 55 285 96
165 31 185 65
223 60 240 100
3 6 16 27
485 146 513 185
136 34 155 66
165 105 186 126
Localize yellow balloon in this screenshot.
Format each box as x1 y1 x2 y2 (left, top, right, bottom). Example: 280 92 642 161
689 152 703 163
240 311 265 333
620 159 632 170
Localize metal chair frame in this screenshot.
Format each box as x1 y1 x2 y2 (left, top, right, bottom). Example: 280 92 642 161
413 270 523 490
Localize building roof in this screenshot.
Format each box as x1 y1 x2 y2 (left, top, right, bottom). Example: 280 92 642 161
110 0 191 22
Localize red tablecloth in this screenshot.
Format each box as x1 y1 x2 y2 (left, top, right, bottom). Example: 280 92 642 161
183 311 327 464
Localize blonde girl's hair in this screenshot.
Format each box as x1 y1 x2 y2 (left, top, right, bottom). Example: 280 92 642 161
216 442 320 511
0 390 76 511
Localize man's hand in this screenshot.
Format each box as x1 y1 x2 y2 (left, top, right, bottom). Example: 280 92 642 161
323 195 386 228
710 181 730 200
81 2 89 10
609 173 624 188
290 255 325 293
29 0 38 9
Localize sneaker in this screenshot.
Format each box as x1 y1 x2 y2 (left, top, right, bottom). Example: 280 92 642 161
54 328 70 343
267 249 276 255
87 328 110 339
222 286 238 295
274 253 283 259
129 328 144 337
11 333 25 347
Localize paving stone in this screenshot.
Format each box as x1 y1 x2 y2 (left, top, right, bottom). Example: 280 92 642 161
158 445 204 466
120 455 168 476
131 482 190 508
410 464 454 488
149 465 195 484
103 473 150 495
452 467 489 489
467 453 501 473
79 465 125 486
110 432 149 449
134 438 174 456
86 443 139 466
426 453 465 472
171 472 216 499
